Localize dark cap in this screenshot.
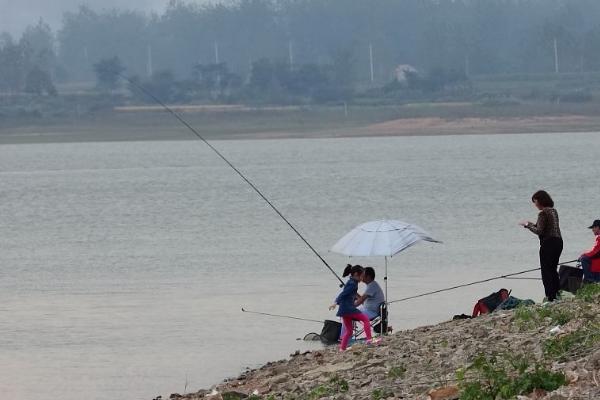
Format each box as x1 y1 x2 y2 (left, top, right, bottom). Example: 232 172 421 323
588 219 600 229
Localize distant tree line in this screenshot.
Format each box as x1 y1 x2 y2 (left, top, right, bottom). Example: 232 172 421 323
54 0 600 79
0 20 57 95
5 0 600 100
96 53 356 104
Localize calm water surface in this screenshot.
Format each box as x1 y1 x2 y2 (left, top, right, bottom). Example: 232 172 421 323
1 132 598 400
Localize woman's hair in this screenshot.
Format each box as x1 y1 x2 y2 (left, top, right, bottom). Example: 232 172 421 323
364 267 376 280
342 264 364 277
342 264 352 277
532 190 554 208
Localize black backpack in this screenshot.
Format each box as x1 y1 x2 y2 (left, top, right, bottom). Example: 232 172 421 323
558 265 583 293
320 320 342 344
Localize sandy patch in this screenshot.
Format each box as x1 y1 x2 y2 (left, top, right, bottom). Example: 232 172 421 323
355 115 597 136
114 105 301 113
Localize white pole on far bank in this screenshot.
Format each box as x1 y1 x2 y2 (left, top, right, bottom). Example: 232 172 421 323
214 41 220 64
554 37 559 74
147 45 153 77
369 43 374 83
288 41 294 70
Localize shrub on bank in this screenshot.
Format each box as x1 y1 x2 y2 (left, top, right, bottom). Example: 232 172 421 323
457 354 567 400
576 282 600 302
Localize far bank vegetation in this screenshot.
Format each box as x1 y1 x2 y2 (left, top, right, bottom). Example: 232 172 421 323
4 1 600 125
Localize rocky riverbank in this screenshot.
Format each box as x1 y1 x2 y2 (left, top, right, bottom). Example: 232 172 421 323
172 285 599 400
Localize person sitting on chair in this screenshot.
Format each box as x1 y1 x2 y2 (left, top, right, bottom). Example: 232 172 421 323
355 267 386 320
579 219 600 283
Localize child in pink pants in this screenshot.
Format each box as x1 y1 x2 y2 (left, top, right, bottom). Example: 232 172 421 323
330 265 377 351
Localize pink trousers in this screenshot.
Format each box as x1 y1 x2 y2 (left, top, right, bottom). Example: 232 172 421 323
340 312 372 350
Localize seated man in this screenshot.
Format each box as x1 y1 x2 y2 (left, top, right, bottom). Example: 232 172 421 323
355 267 386 320
579 219 600 283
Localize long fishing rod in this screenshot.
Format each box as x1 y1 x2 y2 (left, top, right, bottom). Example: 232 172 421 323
241 307 322 324
123 74 344 286
503 277 541 280
387 259 578 304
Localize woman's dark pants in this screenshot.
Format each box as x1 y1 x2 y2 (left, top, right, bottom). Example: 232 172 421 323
539 237 563 301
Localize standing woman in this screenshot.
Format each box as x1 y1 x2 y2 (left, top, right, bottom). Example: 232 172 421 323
519 190 563 301
329 265 376 351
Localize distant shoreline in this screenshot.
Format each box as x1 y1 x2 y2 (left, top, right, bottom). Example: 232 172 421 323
2 114 600 144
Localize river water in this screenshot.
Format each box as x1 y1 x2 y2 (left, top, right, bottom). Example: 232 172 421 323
1 132 598 399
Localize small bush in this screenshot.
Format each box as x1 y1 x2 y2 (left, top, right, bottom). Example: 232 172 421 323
543 322 600 361
457 354 567 400
307 384 332 399
537 307 574 325
329 375 349 392
222 393 246 400
514 306 537 330
371 388 392 400
513 304 574 331
371 388 383 400
301 375 348 399
388 365 407 379
576 282 600 302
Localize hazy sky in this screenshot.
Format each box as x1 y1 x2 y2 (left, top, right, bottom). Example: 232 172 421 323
1 0 174 36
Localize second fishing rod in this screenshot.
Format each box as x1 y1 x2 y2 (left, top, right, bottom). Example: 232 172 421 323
241 259 579 323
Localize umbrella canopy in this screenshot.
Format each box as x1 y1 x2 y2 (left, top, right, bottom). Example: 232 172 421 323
330 219 440 257
330 219 441 305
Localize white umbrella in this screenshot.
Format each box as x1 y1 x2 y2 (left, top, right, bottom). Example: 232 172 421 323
330 219 441 302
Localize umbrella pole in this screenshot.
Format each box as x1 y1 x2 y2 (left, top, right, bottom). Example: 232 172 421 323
384 256 388 304
383 256 389 337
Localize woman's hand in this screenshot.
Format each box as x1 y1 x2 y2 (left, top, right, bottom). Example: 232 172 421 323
328 304 337 311
518 220 530 227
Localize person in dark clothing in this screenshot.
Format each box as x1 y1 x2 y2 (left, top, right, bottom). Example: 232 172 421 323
519 190 563 301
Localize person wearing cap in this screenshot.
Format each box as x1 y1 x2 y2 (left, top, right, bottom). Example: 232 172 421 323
579 220 600 283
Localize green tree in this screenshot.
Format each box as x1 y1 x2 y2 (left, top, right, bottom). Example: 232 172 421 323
582 25 600 70
144 70 179 102
128 69 199 103
59 6 148 80
405 67 468 93
93 56 125 91
40 0 600 86
287 63 328 97
192 62 241 98
0 34 30 92
20 19 56 75
25 66 57 96
249 58 274 91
